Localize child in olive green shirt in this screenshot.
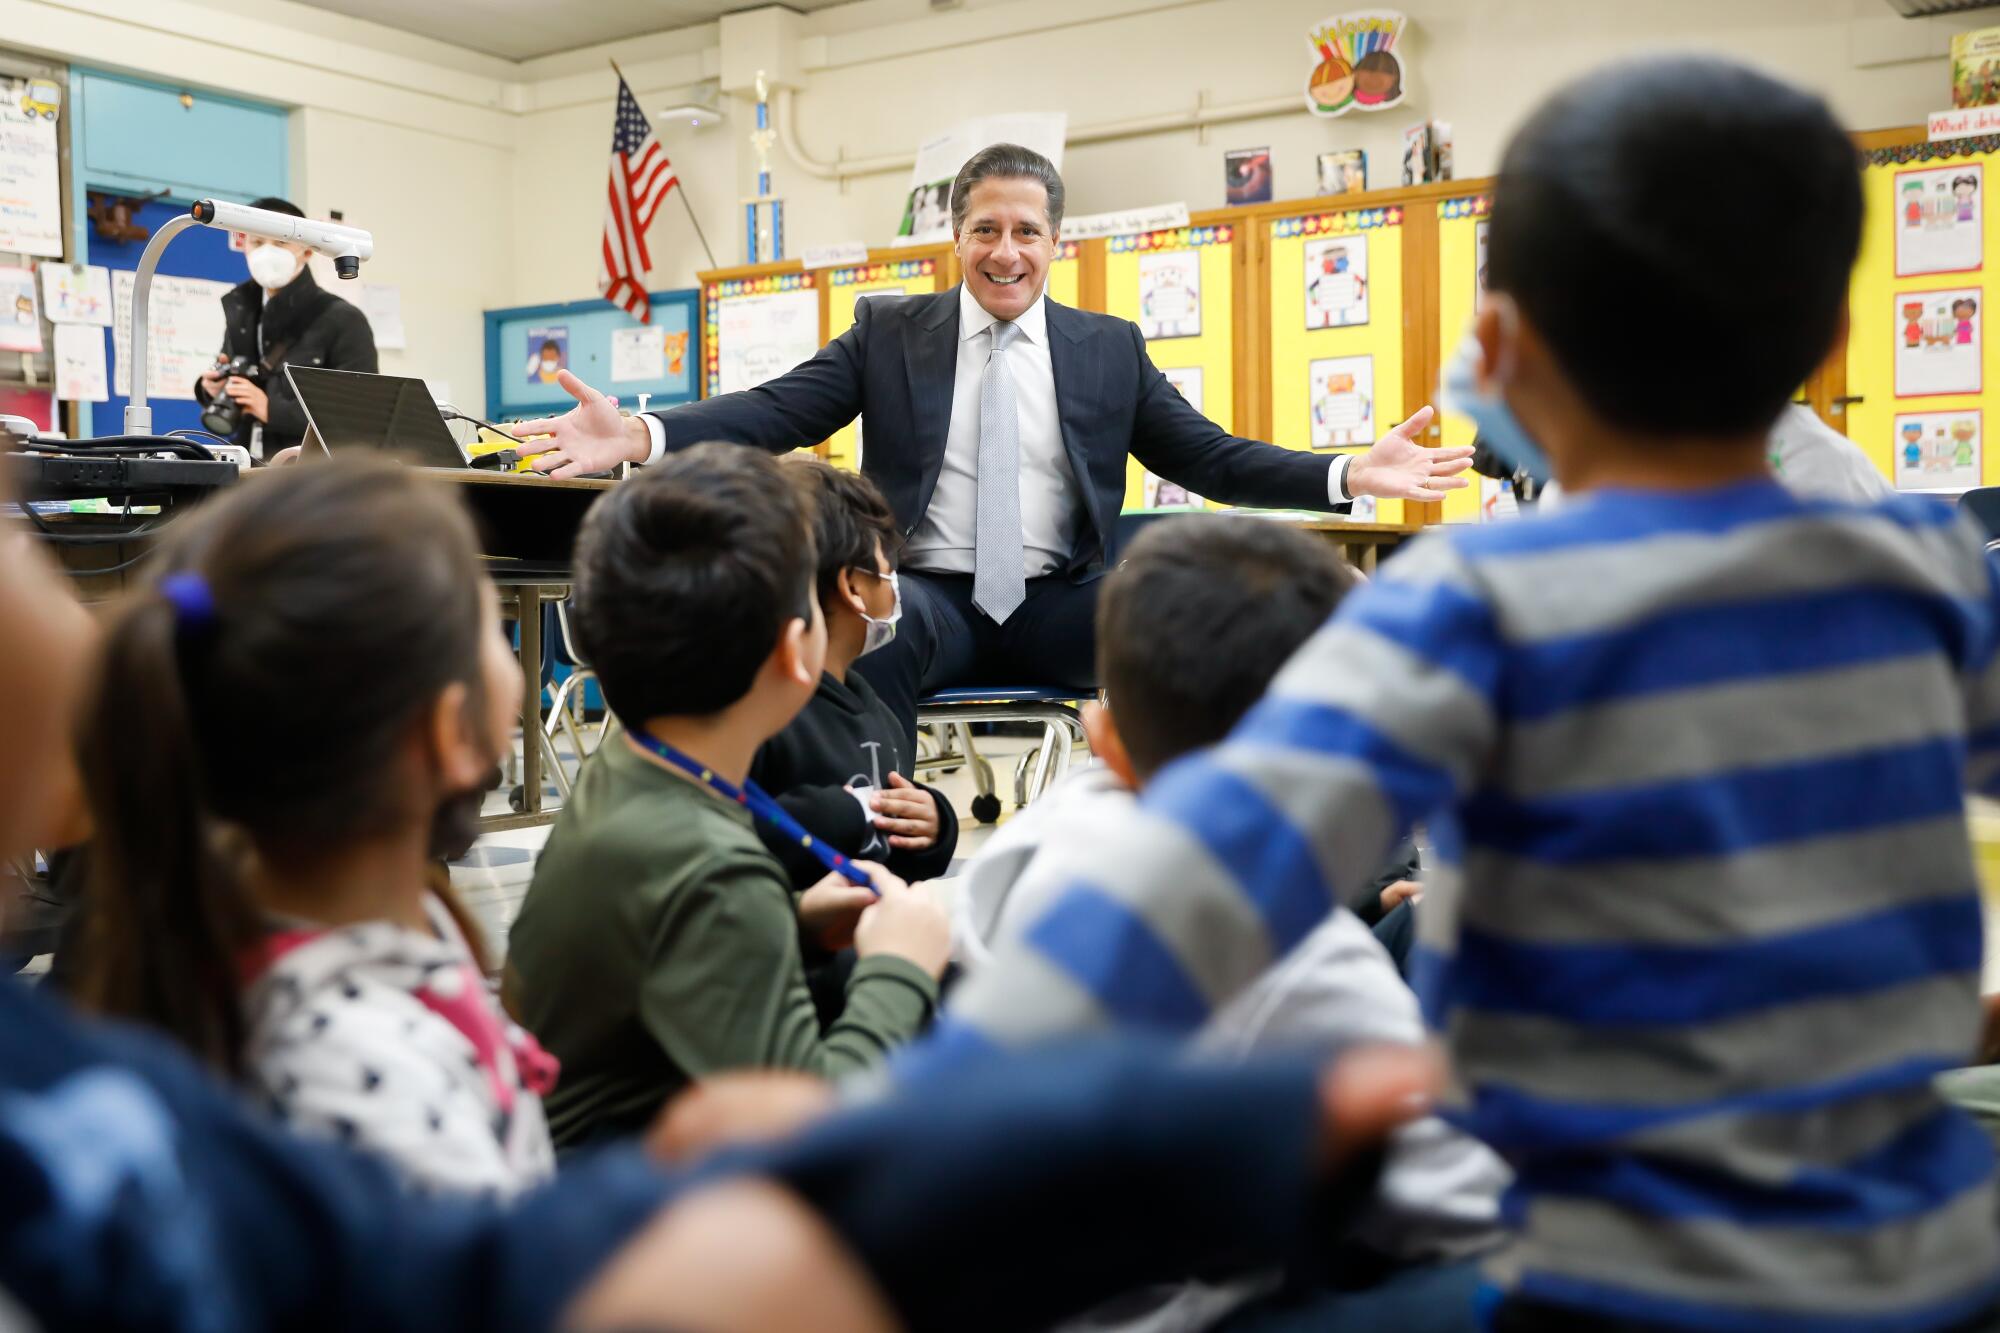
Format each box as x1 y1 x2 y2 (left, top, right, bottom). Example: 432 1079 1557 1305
507 446 950 1148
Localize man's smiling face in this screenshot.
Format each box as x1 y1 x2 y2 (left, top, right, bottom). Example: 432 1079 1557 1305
954 175 1057 322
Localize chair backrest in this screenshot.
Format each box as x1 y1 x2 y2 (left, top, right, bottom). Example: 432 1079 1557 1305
1960 487 2000 542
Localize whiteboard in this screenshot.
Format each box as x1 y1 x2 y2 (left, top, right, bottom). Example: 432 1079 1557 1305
112 270 232 400
716 289 820 395
0 82 62 258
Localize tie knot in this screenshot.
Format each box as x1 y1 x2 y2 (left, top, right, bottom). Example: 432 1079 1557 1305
990 320 1021 353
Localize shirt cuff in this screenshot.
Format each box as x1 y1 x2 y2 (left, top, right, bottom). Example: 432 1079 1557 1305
1328 454 1353 504
642 413 667 467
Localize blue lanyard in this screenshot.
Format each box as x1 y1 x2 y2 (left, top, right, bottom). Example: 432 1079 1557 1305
627 731 877 892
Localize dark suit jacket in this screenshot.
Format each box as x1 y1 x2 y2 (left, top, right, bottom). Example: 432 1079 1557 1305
646 287 1344 578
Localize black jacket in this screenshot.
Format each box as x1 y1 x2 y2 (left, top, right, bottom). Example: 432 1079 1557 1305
647 288 1345 582
193 267 377 454
749 669 959 891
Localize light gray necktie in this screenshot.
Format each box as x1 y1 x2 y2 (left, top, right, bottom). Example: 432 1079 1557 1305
973 319 1026 624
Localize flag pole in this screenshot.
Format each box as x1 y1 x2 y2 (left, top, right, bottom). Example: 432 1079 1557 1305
611 58 718 271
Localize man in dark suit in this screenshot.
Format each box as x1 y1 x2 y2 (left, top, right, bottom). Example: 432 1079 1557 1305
514 144 1471 738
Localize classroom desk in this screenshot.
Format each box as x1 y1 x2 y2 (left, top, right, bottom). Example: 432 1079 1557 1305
1286 517 1426 573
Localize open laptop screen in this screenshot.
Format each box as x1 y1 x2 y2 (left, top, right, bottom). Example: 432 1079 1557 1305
286 365 467 469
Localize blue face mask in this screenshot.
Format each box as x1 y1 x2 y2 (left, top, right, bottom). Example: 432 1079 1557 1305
1440 302 1552 486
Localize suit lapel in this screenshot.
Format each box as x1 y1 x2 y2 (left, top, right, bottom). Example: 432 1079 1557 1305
905 289 959 465
1043 299 1108 569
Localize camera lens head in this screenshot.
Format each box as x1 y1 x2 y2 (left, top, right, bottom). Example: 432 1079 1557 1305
334 255 360 279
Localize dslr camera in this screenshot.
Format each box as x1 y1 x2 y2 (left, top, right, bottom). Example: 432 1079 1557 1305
200 355 266 437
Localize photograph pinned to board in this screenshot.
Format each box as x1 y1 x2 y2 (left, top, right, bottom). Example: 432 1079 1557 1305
1162 365 1206 416
0 265 40 352
1305 234 1369 329
717 288 821 395
1225 148 1274 205
1138 251 1203 340
1304 11 1408 117
52 323 106 402
525 327 568 385
1893 410 1982 490
610 325 666 382
39 263 112 326
1895 288 1982 398
1309 354 1374 448
1896 164 1982 277
1402 122 1434 186
1317 150 1368 196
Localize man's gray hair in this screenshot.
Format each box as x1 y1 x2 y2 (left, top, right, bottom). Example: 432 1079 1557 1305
950 143 1066 233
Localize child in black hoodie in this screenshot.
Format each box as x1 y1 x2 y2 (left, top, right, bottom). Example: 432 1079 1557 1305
751 459 959 893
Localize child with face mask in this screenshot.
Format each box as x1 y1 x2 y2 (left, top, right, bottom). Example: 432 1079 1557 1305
71 459 557 1199
748 457 959 895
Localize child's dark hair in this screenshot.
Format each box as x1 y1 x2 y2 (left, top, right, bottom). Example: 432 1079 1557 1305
781 456 899 610
573 443 815 722
75 460 493 1073
1488 57 1860 436
1097 516 1357 780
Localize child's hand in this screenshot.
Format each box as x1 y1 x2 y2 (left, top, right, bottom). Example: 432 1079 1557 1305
854 870 950 978
871 772 941 851
798 870 882 951
1314 1043 1443 1169
646 1070 836 1163
1378 880 1423 914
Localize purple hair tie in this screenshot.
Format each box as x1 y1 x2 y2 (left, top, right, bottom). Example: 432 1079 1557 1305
160 571 217 630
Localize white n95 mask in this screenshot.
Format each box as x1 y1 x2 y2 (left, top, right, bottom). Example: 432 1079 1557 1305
858 570 902 657
247 244 300 290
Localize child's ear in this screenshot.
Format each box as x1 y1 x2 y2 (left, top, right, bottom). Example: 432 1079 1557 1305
773 613 822 689
1082 701 1140 790
426 680 492 792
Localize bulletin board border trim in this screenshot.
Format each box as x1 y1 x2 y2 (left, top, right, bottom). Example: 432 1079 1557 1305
1108 225 1235 253
1863 136 2000 168
1269 207 1403 239
1437 195 1492 219
703 273 818 397
828 258 938 286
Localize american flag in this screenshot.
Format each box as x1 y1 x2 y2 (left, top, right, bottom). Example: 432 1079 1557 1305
599 75 677 323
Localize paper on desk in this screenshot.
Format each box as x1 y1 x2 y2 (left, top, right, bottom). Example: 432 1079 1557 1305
53 323 106 401
39 263 112 326
0 265 41 352
610 325 665 382
357 282 405 349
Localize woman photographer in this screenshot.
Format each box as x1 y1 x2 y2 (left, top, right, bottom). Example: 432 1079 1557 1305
194 196 377 462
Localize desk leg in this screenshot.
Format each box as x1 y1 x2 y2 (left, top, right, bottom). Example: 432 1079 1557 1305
1360 543 1380 575
519 589 544 816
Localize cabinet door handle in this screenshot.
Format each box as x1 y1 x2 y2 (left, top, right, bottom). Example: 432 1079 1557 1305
1829 394 1864 417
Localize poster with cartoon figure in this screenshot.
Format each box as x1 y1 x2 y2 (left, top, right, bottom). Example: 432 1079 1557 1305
524 326 568 385
1142 471 1200 509
1894 288 1982 397
1309 354 1374 448
1137 251 1201 340
0 265 40 353
1304 235 1369 329
1896 165 1983 277
1161 365 1205 417
1893 410 1982 491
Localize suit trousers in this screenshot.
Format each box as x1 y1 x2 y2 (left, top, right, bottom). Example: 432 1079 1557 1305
853 570 1100 745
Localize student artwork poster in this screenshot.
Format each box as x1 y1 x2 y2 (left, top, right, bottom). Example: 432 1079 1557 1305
1894 287 1982 397
524 327 568 385
1308 354 1374 448
1893 410 1982 491
1895 165 1982 277
1162 365 1205 416
1304 235 1368 329
1138 251 1201 340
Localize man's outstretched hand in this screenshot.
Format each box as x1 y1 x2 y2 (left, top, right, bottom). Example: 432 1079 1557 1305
513 369 652 478
1346 407 1474 503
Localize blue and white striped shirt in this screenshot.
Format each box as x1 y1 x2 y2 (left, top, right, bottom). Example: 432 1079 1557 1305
932 479 2000 1330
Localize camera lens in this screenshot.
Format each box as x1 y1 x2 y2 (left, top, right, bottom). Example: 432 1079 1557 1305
335 255 360 279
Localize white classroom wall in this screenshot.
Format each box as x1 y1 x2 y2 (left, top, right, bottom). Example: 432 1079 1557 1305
5 0 1993 412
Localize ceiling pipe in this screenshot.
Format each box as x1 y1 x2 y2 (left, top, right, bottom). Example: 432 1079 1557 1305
775 85 1304 183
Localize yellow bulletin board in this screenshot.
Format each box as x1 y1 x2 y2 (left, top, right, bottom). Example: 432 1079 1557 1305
1434 195 1491 522
701 269 823 400
1266 204 1410 525
823 256 949 470
1104 221 1240 510
1047 240 1081 309
1846 136 2000 492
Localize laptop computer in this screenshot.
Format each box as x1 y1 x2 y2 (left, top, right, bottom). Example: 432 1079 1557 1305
286 365 469 468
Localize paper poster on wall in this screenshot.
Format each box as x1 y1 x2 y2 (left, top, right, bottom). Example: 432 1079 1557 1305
1896 165 1983 277
524 327 569 385
610 325 666 382
1895 288 1982 397
0 81 64 258
897 113 1067 242
1317 150 1367 196
1142 472 1201 509
0 266 40 352
357 284 406 350
1474 219 1491 301
1480 475 1521 523
1893 410 1982 490
111 270 232 399
52 323 106 402
1224 148 1274 206
1138 252 1202 340
1309 354 1374 448
39 264 112 326
1161 365 1205 416
1304 235 1368 329
1304 11 1409 118
717 289 821 395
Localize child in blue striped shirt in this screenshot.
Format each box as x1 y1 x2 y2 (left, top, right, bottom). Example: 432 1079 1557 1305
930 57 2000 1332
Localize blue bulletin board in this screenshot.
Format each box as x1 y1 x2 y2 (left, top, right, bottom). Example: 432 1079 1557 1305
483 289 700 421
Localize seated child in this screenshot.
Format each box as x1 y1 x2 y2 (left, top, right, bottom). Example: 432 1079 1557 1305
957 516 1505 1324
749 458 958 892
73 459 556 1198
508 444 950 1148
936 58 2000 1330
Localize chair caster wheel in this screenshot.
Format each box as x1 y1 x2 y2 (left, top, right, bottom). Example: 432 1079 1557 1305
971 793 1002 824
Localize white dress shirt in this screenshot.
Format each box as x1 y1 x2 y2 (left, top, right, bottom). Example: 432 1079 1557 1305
644 285 1356 564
